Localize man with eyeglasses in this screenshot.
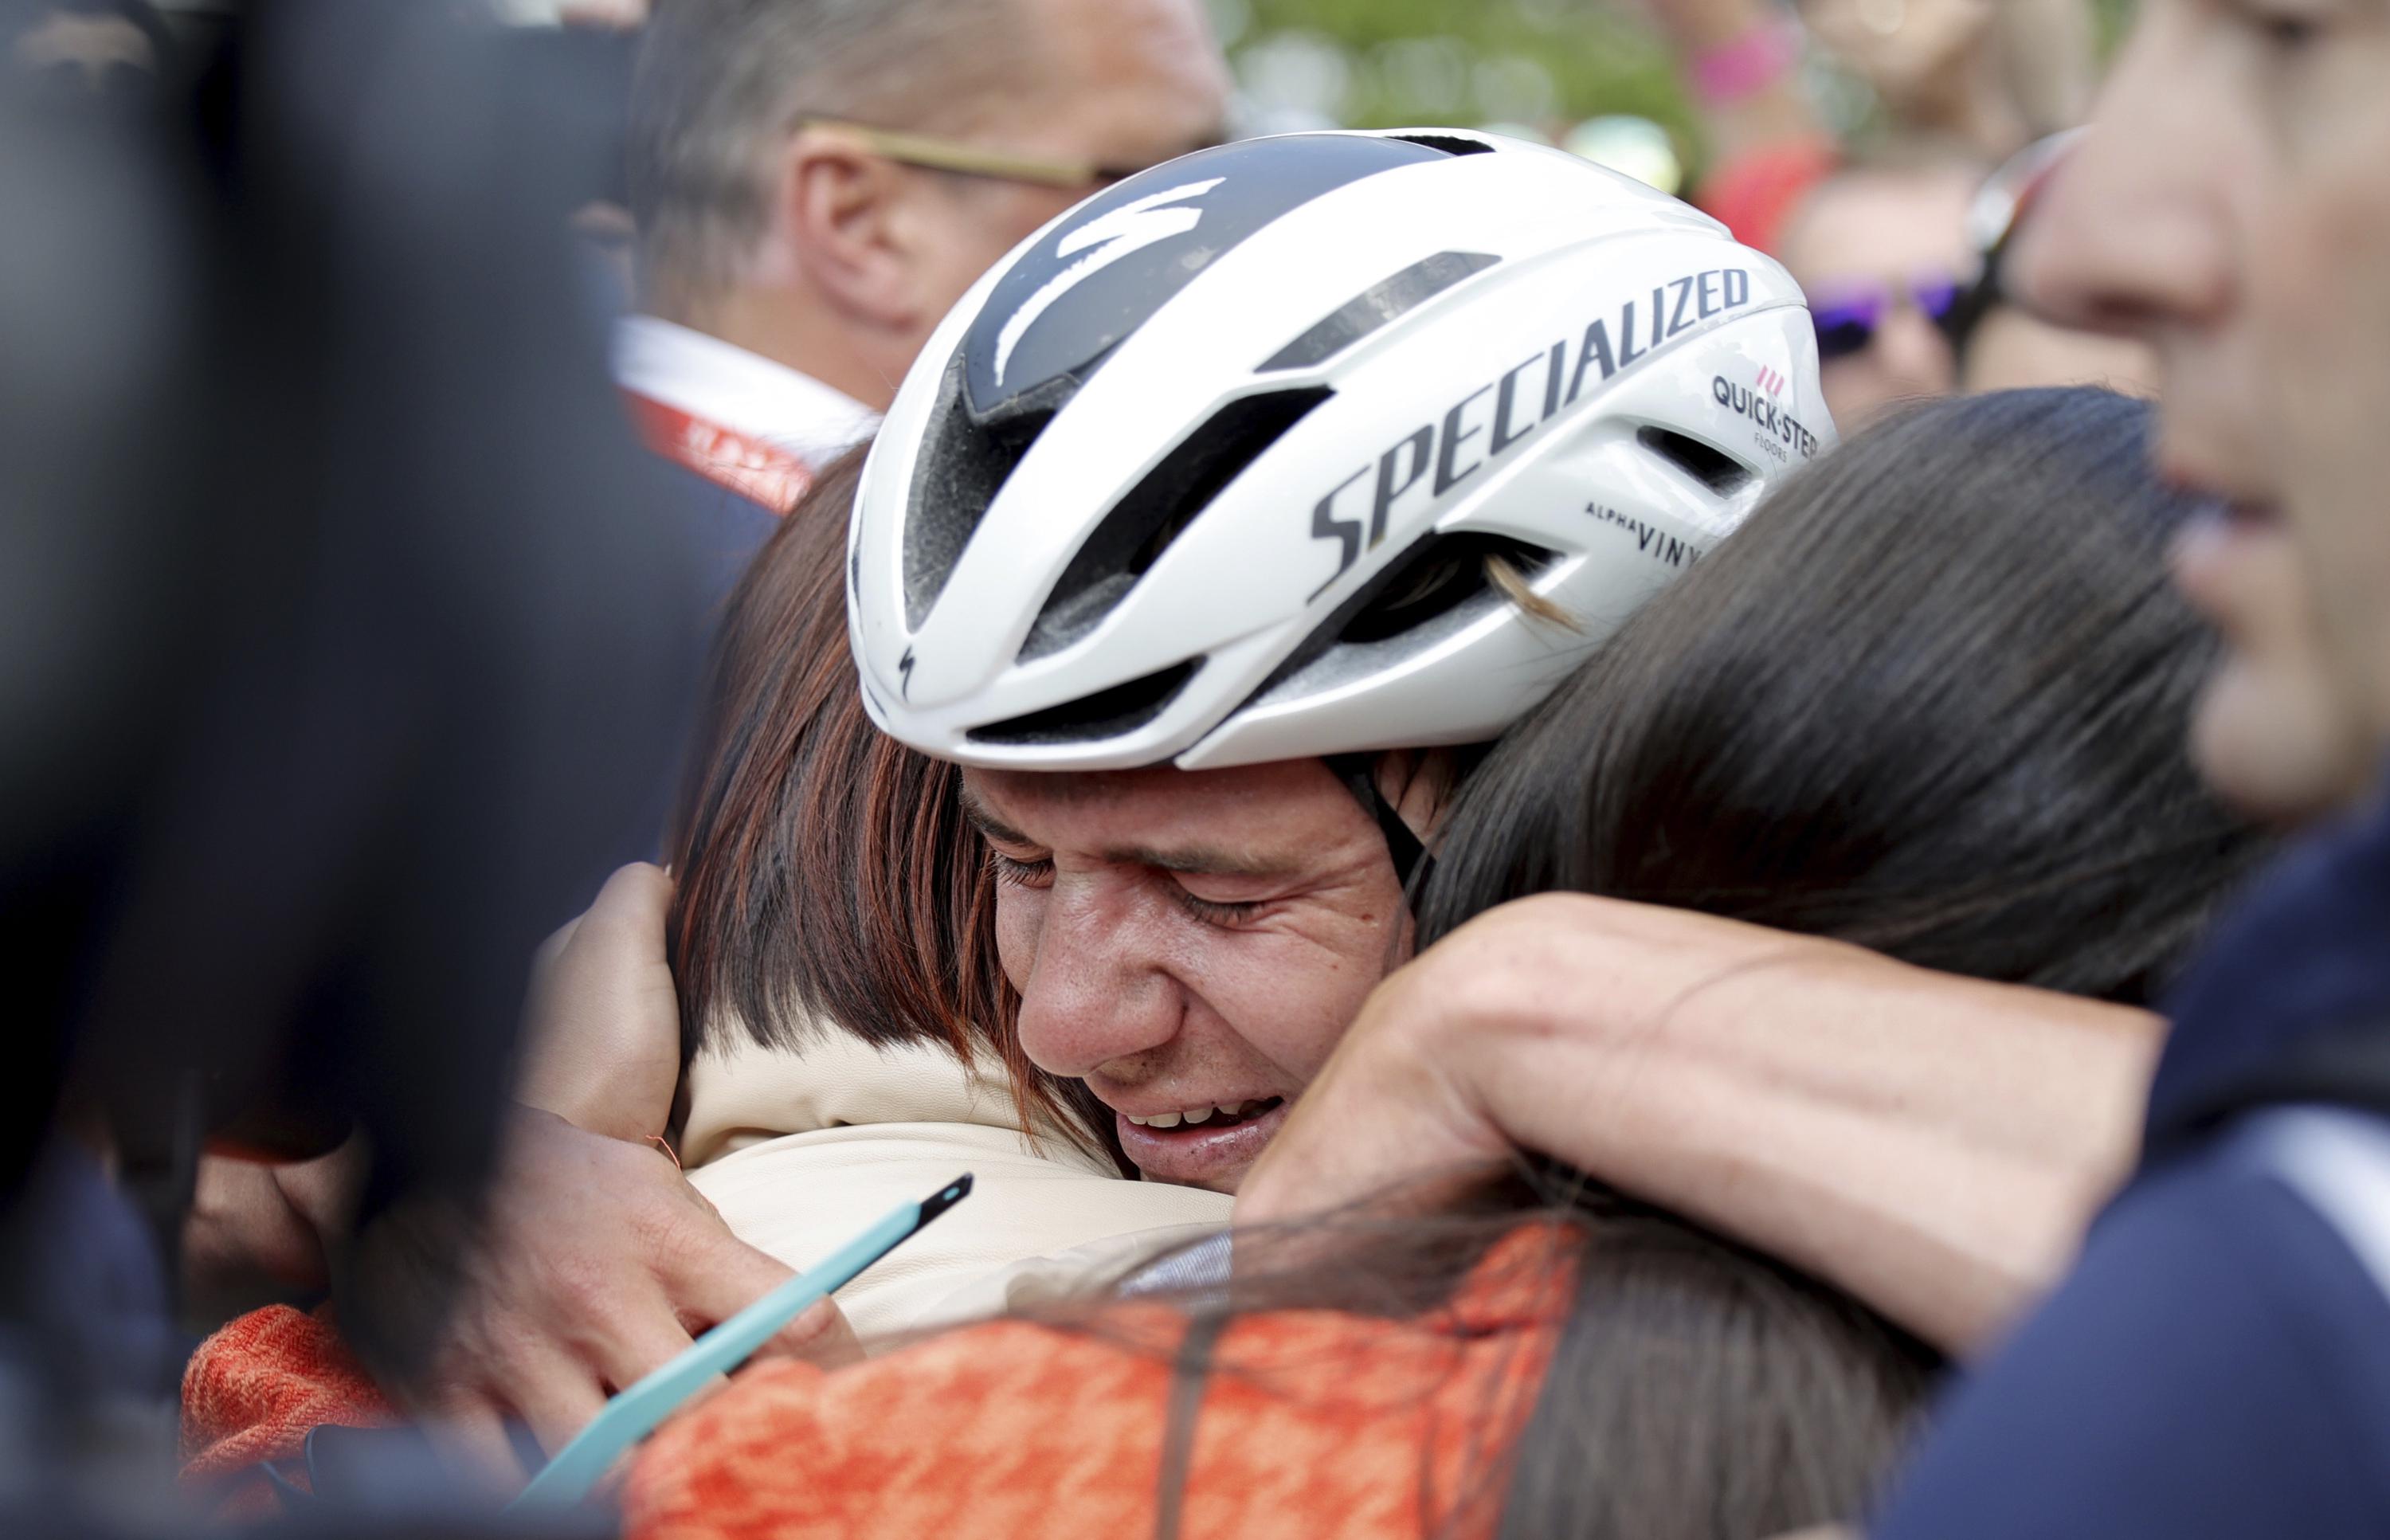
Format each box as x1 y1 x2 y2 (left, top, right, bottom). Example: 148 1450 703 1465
614 0 1229 572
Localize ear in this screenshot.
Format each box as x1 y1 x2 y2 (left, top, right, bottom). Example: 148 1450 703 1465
776 125 919 329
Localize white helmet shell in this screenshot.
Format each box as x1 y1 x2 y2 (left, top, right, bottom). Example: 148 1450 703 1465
850 129 1832 770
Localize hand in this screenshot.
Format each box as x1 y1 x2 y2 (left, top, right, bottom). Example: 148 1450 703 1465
1235 891 1749 1226
185 1141 364 1308
1237 892 2160 1352
347 1107 860 1484
514 863 684 1144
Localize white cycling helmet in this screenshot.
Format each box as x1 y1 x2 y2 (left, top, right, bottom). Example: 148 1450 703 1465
850 128 1831 771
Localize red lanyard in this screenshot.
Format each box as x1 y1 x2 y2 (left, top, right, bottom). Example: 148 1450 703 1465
623 390 813 515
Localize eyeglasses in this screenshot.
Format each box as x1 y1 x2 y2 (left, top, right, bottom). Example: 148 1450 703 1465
802 119 1208 192
1809 271 1976 362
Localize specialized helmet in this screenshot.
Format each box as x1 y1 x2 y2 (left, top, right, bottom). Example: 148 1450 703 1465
850 128 1831 771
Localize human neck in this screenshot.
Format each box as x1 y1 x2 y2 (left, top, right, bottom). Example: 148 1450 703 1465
652 281 903 412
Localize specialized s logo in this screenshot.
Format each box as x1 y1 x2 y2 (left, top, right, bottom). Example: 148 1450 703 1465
993 178 1224 388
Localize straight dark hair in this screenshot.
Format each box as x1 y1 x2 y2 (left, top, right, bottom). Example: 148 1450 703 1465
1420 386 2267 995
665 449 1120 1168
1142 389 2270 1540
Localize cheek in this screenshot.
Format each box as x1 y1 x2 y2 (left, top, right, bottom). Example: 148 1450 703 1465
1197 908 1404 1084
2255 179 2390 715
990 884 1044 995
2254 65 2390 499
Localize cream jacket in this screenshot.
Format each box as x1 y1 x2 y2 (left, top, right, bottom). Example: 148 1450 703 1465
681 1026 1232 1344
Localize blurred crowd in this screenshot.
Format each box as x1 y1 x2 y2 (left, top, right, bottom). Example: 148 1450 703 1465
7 2 2390 1539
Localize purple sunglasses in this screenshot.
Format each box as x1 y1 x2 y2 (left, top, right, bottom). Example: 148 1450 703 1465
1810 272 1973 362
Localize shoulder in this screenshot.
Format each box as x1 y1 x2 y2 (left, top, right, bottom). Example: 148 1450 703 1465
625 1285 1560 1540
1875 1107 2390 1540
624 1314 1188 1540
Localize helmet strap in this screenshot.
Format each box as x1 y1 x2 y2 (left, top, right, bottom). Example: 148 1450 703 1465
1325 753 1435 896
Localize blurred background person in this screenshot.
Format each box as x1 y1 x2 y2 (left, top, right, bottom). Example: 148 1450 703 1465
1795 0 2093 163
615 0 1230 597
1643 0 2095 254
1776 155 1977 425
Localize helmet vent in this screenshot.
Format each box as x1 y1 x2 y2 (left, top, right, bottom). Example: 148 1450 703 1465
1386 133 1498 158
1637 425 1753 496
904 348 1093 629
967 658 1203 747
1257 251 1500 374
1236 532 1561 719
1338 533 1558 645
1017 387 1332 661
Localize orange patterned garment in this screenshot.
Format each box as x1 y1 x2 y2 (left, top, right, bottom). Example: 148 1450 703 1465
624 1228 1570 1540
180 1303 392 1519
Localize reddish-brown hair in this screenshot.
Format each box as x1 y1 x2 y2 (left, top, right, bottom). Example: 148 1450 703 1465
665 449 1123 1170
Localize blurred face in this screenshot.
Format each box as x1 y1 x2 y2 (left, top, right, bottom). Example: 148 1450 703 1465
1798 0 1993 105
964 760 1408 1194
2016 0 2390 816
907 0 1232 323
1778 167 1977 428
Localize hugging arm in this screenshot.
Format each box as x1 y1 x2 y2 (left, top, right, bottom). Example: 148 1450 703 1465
190 864 856 1483
374 864 859 1478
1236 892 2162 1354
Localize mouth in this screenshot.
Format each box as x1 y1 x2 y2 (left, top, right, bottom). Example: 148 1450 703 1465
1112 1096 1291 1191
2218 499 2283 534
2172 497 2290 622
2180 496 2287 555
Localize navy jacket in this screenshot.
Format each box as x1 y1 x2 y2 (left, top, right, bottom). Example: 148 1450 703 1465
1875 774 2390 1538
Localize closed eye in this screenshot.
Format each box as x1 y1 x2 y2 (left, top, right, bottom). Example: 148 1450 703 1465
1170 884 1265 927
989 849 1053 888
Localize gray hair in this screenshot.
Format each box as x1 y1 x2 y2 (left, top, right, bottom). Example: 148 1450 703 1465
629 0 1041 304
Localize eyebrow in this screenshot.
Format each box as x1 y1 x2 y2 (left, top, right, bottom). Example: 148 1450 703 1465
1097 842 1299 881
958 784 1303 881
958 782 1032 848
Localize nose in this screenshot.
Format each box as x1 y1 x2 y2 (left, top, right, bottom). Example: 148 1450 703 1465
1011 875 1183 1083
2011 20 2231 340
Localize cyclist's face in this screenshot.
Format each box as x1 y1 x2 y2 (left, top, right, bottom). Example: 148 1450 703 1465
2017 0 2390 811
964 759 1409 1194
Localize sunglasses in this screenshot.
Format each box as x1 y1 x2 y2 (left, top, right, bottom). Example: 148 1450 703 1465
1809 271 1976 362
802 119 1220 192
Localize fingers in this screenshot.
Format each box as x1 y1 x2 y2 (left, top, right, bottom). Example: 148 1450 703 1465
758 1298 863 1370
575 861 675 957
588 1298 699 1397
646 1200 860 1366
185 1154 328 1300
656 1221 798 1332
513 862 683 1140
498 1346 611 1460
421 1400 537 1494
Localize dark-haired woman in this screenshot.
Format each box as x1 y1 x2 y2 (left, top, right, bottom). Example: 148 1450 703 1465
617 387 2270 1540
